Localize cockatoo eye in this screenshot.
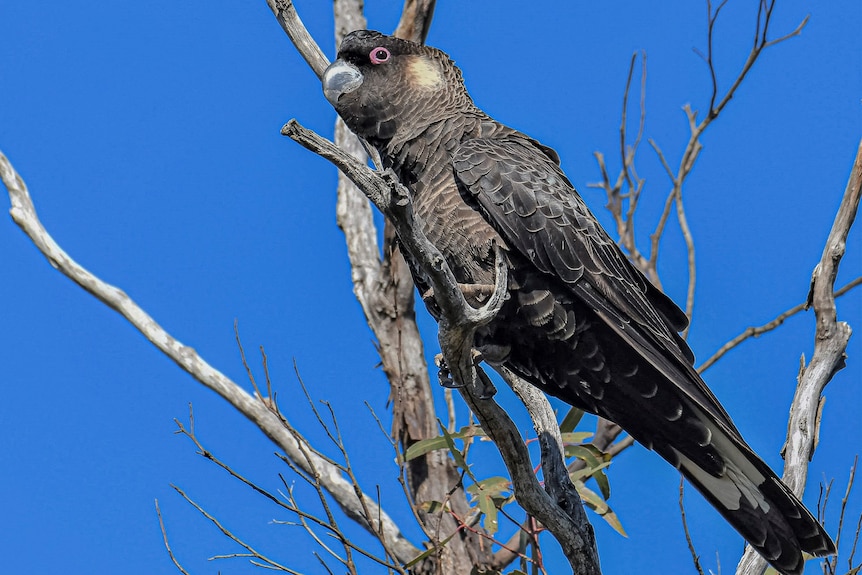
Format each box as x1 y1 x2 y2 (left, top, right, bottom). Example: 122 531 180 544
369 47 390 64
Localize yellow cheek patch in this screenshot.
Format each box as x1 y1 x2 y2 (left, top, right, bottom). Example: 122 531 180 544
406 55 443 89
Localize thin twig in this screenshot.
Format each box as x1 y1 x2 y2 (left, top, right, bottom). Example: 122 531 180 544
678 479 706 575
0 147 421 561
171 484 298 573
847 513 862 573
445 388 457 433
175 413 402 570
737 136 860 574
698 277 862 373
264 0 329 78
155 499 193 575
647 1 809 329
830 457 859 575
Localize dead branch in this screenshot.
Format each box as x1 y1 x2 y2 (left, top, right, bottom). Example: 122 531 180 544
0 149 420 564
282 117 600 575
830 457 859 574
285 2 497 571
589 52 651 280
155 499 193 575
281 122 508 393
393 0 437 43
736 138 860 575
264 0 329 78
459 372 601 575
175 403 408 572
635 0 808 325
679 479 706 575
698 276 862 373
501 367 594 535
171 484 299 573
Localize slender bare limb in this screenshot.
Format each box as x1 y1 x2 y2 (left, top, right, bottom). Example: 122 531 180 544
264 0 329 78
171 484 300 573
647 1 808 324
155 499 193 575
174 404 408 572
325 4 499 572
679 479 706 575
282 117 601 574
588 52 651 279
785 138 860 489
283 120 509 393
829 457 858 575
698 276 862 373
501 366 592 536
393 0 437 44
736 138 860 575
0 149 420 563
458 375 601 575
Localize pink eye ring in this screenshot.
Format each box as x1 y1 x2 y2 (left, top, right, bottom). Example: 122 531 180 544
369 46 390 64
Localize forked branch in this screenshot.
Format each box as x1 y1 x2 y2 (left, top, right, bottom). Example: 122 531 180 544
735 139 860 574
282 118 600 574
0 149 420 563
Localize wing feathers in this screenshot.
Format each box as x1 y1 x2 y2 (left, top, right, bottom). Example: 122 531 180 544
453 134 834 575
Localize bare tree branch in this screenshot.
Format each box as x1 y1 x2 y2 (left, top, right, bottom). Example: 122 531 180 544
156 499 193 575
0 149 421 564
678 479 706 575
698 276 862 373
394 0 437 44
282 119 601 575
788 136 861 480
500 367 598 568
635 0 810 326
264 0 329 78
171 484 299 573
459 374 601 575
736 138 860 575
280 3 499 571
589 52 651 281
829 457 859 575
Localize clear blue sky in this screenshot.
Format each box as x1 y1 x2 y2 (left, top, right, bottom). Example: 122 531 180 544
1 2 859 574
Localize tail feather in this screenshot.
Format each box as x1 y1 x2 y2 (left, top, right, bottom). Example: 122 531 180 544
576 300 836 573
656 414 835 575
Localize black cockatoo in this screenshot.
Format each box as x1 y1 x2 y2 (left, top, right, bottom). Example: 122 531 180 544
321 30 835 575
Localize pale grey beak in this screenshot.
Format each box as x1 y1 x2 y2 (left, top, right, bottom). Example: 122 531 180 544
322 60 363 106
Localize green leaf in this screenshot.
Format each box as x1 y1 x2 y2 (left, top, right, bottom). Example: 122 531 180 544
440 423 476 481
566 443 612 499
565 444 606 469
476 491 500 535
405 529 458 568
593 467 611 500
405 436 449 461
575 480 627 537
559 407 585 432
416 500 448 514
560 431 594 445
569 460 611 482
569 460 612 482
467 476 512 536
404 424 485 461
405 546 437 568
467 476 512 498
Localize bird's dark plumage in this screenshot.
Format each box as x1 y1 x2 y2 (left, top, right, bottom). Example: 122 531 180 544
322 30 835 575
